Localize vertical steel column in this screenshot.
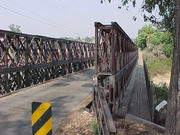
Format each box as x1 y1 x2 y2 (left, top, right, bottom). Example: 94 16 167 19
4 34 9 93
25 37 30 87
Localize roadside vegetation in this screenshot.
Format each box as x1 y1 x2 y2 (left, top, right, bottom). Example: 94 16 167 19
135 25 172 126
60 36 94 43
136 25 172 82
143 51 172 77
143 49 170 126
136 25 173 59
152 82 169 126
90 121 98 135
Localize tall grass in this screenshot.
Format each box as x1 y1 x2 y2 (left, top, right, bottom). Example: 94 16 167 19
143 51 172 77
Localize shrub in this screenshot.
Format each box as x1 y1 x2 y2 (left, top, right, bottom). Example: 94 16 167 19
148 31 161 45
152 82 169 105
136 25 174 59
163 43 173 58
135 32 147 50
90 121 98 135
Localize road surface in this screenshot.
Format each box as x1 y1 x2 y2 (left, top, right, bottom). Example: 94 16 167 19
0 68 95 135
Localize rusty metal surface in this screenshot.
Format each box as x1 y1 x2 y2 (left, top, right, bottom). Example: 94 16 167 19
0 30 95 95
93 22 138 135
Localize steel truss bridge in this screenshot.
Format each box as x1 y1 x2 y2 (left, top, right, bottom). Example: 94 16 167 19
0 22 153 135
0 31 94 95
93 22 138 134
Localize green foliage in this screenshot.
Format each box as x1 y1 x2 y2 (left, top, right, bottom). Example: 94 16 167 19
61 37 74 40
142 0 175 33
60 36 94 43
106 0 175 33
152 82 169 105
163 43 173 58
139 25 155 40
90 121 98 135
136 25 174 58
84 36 94 43
136 25 155 50
148 31 161 45
160 31 173 44
160 31 174 58
135 34 146 50
76 36 81 41
103 0 175 57
8 24 22 33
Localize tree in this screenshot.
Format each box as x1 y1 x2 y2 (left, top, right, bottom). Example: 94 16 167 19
84 36 94 43
165 0 180 134
135 32 146 50
135 25 173 56
103 0 175 33
76 36 82 41
138 25 155 40
135 25 156 49
8 24 22 33
162 31 174 58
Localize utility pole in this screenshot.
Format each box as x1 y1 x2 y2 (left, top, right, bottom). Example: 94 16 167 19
165 0 180 134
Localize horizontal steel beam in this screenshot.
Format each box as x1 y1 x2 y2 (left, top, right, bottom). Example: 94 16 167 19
0 58 94 74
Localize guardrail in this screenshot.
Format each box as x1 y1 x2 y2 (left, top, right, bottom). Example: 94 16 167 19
143 60 154 122
0 30 95 95
93 22 138 135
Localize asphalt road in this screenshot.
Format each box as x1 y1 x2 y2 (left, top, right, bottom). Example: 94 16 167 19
0 68 95 135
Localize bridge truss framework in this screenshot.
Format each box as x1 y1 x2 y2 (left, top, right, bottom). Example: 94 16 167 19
93 22 138 135
0 30 95 95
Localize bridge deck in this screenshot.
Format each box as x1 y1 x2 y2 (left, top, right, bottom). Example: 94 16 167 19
127 56 151 121
0 68 94 135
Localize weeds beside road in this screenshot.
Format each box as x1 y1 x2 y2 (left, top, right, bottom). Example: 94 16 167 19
143 50 172 78
143 50 171 126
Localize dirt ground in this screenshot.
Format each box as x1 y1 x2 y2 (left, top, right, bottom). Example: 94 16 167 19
114 120 164 135
152 73 171 86
55 108 95 135
55 95 96 135
55 95 163 135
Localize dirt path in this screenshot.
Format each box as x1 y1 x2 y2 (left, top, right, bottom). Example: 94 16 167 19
152 73 171 86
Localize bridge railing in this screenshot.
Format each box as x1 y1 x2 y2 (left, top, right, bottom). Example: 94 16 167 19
93 22 138 134
0 30 95 95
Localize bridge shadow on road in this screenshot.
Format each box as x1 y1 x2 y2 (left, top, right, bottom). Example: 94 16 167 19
0 68 95 135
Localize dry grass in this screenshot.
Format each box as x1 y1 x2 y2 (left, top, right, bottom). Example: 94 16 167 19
143 51 172 77
114 119 163 135
55 95 163 135
55 95 95 135
55 109 95 135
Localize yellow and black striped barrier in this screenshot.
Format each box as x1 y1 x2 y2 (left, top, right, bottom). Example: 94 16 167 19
32 102 52 135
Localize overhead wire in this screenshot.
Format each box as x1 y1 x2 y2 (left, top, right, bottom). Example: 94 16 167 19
52 0 94 22
0 5 87 36
6 0 77 32
40 0 72 18
41 0 93 26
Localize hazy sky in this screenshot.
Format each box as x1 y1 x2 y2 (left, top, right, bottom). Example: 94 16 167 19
0 0 149 39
